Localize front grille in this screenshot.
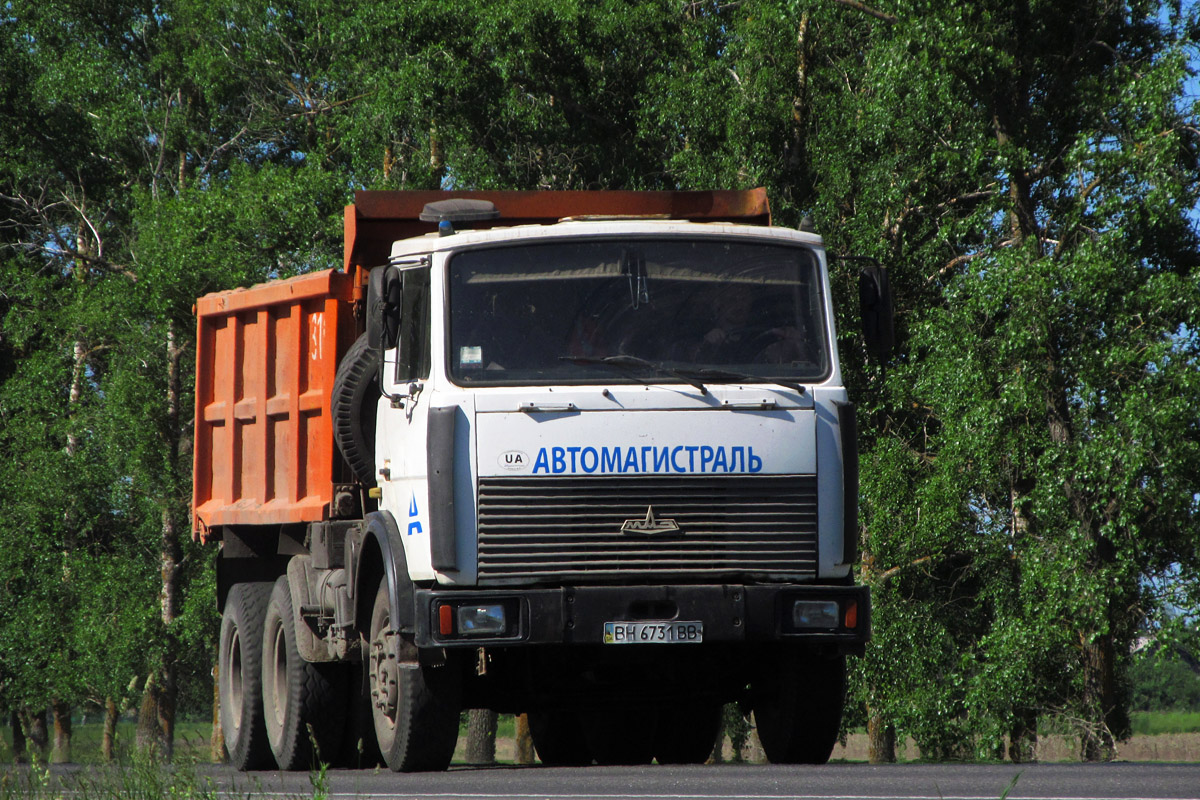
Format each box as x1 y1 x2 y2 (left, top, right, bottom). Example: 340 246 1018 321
476 474 818 583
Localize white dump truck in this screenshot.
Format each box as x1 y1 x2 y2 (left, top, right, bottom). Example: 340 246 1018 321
193 190 888 772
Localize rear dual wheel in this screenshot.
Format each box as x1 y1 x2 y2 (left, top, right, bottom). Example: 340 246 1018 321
219 582 275 770
261 577 347 769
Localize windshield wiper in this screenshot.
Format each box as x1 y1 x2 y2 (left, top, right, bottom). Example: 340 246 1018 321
670 367 806 395
559 355 709 394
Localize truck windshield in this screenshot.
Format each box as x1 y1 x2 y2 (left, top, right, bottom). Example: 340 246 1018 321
448 238 829 386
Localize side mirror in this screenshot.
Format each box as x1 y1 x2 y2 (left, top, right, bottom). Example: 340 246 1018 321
366 266 402 350
858 263 894 360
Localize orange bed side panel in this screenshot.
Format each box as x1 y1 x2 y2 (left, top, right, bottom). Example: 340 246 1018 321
192 269 362 541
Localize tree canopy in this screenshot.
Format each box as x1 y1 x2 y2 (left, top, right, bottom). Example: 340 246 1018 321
2 0 1197 762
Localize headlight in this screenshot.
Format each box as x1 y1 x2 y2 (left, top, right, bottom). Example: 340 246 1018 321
457 603 507 635
792 600 840 630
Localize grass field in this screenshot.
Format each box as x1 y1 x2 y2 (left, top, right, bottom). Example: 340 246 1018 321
3 711 1199 766
0 721 214 765
1131 711 1200 736
0 716 519 766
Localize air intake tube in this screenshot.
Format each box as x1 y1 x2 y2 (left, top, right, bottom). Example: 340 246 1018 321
427 406 459 571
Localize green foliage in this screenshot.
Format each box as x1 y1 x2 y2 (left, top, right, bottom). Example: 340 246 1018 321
1131 648 1200 713
824 0 1200 761
2 0 1198 764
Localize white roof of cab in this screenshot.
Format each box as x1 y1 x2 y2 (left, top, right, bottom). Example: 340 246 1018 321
388 219 825 261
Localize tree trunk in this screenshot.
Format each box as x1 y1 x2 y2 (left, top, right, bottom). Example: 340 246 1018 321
786 11 811 174
48 338 86 768
211 660 226 763
1006 495 1038 766
210 662 225 767
1008 708 1037 763
867 706 896 763
51 701 71 763
157 659 178 761
137 319 186 760
1080 632 1118 762
514 713 535 765
23 708 49 760
464 709 498 764
136 670 177 761
102 696 118 762
136 674 163 757
383 143 395 182
12 709 28 763
726 705 750 762
429 123 445 188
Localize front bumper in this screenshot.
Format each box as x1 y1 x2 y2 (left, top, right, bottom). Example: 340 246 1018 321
413 583 870 655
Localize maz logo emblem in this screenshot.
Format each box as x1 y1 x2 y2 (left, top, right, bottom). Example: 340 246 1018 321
621 506 681 535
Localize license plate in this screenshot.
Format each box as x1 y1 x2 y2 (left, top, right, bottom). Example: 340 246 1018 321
603 621 704 644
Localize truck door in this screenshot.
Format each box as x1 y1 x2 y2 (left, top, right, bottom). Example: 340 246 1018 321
377 265 437 577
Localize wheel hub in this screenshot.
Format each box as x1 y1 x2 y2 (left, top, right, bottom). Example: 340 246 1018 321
227 630 243 731
370 637 399 721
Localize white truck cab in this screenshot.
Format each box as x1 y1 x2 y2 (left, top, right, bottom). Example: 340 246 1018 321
377 219 857 590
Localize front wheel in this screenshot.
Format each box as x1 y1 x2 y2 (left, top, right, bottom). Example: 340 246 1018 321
582 709 655 765
528 710 591 766
751 649 845 764
654 704 722 765
368 578 461 772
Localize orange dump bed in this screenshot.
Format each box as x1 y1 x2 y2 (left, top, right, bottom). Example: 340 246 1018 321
192 269 361 540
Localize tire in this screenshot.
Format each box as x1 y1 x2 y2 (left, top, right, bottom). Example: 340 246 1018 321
332 333 380 487
219 582 275 770
654 704 722 765
261 577 347 770
752 650 846 764
368 578 461 772
528 710 591 766
582 709 655 766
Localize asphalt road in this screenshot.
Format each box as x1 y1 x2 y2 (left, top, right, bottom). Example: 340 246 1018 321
195 762 1200 800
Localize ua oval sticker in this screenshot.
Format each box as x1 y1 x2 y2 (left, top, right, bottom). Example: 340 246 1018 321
498 450 530 471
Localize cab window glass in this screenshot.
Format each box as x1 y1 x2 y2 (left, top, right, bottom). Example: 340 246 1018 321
448 239 828 385
396 267 431 382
